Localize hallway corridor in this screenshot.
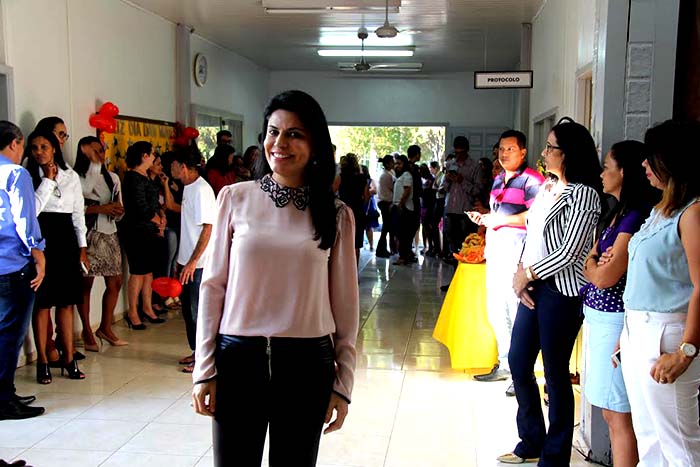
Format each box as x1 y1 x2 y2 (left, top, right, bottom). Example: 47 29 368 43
0 252 593 466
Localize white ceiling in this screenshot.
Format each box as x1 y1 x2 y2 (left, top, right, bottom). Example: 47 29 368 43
128 0 543 73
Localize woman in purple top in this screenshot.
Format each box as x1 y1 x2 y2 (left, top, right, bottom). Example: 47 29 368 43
581 140 658 467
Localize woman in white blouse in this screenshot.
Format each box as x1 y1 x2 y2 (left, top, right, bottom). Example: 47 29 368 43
73 136 127 349
192 90 359 466
26 130 88 384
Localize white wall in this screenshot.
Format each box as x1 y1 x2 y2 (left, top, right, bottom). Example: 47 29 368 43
529 0 596 139
2 0 271 362
190 35 269 150
269 71 516 128
4 0 176 161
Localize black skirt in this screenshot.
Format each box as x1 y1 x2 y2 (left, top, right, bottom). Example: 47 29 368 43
35 212 83 309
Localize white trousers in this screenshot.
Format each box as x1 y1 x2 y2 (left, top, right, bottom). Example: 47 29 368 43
621 310 700 467
484 229 525 370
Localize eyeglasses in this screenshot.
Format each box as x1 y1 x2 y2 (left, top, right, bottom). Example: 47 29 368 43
544 142 562 153
57 131 69 140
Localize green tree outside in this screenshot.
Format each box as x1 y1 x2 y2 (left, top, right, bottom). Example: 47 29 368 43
329 126 445 169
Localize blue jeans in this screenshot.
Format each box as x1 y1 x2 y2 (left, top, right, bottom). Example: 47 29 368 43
180 267 202 351
509 279 583 467
0 262 36 403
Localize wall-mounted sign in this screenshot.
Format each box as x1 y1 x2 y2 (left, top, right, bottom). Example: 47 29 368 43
474 71 533 89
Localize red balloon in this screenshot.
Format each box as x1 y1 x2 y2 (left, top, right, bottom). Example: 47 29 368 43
152 277 183 298
102 118 117 134
183 127 200 139
174 135 189 147
99 101 120 117
89 113 107 129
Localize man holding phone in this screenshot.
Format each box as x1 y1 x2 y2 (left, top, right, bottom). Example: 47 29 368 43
467 130 544 395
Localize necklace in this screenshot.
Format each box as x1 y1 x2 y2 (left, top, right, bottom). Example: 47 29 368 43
260 174 309 211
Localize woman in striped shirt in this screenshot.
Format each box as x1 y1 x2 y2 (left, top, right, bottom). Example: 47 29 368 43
498 117 602 466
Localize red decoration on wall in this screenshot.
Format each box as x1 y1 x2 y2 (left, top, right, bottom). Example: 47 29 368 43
99 102 120 118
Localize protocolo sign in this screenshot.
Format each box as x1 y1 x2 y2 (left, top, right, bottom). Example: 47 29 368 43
474 71 533 89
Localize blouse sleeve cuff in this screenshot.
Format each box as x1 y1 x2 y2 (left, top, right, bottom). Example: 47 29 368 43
332 390 351 404
194 376 217 385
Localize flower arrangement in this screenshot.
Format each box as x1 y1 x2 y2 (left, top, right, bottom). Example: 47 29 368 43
453 233 486 264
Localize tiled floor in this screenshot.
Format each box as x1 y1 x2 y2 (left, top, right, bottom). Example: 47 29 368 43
1 250 595 467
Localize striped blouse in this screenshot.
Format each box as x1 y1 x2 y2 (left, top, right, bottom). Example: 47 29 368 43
529 183 601 297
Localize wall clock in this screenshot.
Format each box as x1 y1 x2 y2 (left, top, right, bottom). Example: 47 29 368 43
194 53 208 87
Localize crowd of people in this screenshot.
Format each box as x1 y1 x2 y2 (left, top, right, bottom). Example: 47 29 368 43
1 98 699 467
341 137 496 274
0 118 256 417
464 120 699 467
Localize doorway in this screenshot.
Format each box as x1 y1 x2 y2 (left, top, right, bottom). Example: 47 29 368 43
191 105 243 160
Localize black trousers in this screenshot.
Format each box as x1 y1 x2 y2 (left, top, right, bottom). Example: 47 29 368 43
445 213 476 255
213 335 335 467
393 206 416 260
376 200 395 254
431 198 445 253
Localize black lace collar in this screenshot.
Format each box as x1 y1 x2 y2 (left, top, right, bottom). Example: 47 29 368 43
259 174 310 211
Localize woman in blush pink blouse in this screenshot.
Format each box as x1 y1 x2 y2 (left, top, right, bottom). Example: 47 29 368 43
192 90 359 467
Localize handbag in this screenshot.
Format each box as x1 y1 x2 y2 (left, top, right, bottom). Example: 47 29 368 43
84 198 101 231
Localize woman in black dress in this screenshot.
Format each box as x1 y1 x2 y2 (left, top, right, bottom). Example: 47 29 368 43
121 141 165 330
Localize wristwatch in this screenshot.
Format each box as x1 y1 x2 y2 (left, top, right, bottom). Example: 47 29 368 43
679 342 699 358
525 267 534 282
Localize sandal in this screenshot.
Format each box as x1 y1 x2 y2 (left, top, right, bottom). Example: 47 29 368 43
178 353 195 365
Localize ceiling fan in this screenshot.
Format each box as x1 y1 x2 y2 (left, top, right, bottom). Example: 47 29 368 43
342 28 421 72
353 28 372 71
375 0 399 38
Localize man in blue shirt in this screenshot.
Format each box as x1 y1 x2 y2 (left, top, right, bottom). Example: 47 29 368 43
0 120 46 420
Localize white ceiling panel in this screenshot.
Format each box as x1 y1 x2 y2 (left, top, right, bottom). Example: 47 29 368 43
127 0 543 73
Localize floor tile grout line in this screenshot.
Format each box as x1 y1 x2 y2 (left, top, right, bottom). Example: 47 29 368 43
381 370 406 467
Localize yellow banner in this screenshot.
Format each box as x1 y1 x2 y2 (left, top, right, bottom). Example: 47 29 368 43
103 116 175 179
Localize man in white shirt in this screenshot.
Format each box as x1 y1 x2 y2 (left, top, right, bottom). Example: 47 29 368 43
171 147 216 373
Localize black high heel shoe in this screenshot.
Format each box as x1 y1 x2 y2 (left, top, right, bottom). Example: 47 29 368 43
61 359 86 380
140 313 165 324
36 362 52 384
124 315 147 330
55 339 85 361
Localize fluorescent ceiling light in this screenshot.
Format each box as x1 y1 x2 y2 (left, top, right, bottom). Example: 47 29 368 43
319 33 413 47
265 6 399 14
318 48 414 57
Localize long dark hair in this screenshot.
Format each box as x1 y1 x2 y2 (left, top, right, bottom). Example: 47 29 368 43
644 120 700 217
242 145 259 169
599 140 658 234
206 144 235 174
25 130 68 189
394 154 409 176
74 136 114 194
550 117 603 195
35 116 65 134
254 90 337 250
